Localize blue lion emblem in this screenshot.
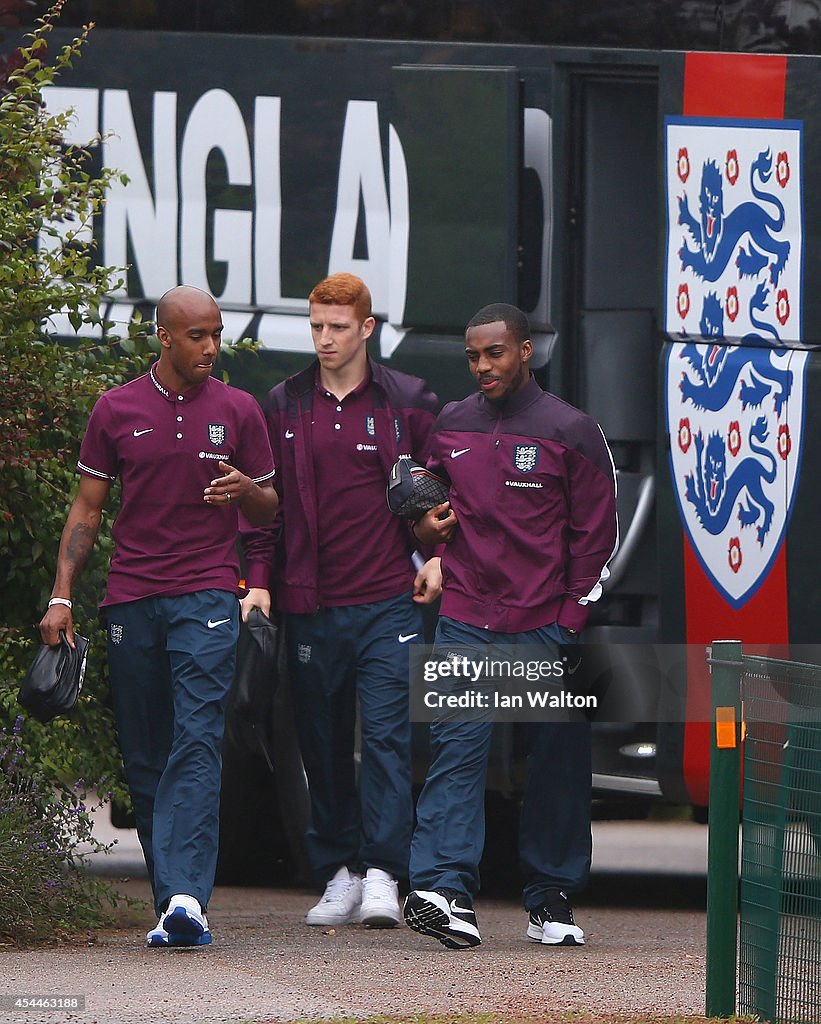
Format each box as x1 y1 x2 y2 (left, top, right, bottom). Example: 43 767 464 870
684 416 777 546
679 284 793 416
678 150 790 285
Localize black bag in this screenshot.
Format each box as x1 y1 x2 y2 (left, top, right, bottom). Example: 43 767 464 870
386 457 449 520
19 630 89 724
225 608 281 767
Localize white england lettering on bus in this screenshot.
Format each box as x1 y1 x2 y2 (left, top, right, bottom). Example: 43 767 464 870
253 95 302 311
39 87 546 355
329 99 399 318
180 88 253 303
103 89 178 297
387 122 410 328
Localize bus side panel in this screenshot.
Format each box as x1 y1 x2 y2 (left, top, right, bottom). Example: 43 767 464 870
658 51 820 806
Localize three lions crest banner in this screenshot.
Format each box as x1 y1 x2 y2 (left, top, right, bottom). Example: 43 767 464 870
664 115 807 608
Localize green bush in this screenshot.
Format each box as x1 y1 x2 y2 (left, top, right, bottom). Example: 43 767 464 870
0 715 128 944
0 2 262 850
0 2 158 805
0 5 157 942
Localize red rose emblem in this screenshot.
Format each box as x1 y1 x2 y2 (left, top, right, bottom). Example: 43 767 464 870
776 289 790 326
725 286 739 322
728 537 742 574
678 418 692 453
677 283 690 319
677 148 690 183
776 151 790 188
728 421 741 457
725 149 739 185
778 424 791 460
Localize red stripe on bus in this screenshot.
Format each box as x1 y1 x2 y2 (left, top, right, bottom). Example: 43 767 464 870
679 47 789 806
683 52 787 119
681 542 790 805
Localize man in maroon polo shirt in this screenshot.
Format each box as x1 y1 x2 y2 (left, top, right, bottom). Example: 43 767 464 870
242 272 440 929
39 285 277 948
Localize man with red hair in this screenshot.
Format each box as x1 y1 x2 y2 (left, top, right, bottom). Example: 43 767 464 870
243 273 440 928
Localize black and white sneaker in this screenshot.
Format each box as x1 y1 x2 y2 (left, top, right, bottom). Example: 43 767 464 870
403 888 481 949
527 889 584 946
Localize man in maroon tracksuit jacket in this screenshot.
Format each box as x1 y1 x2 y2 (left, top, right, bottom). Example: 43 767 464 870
404 302 618 949
242 273 440 929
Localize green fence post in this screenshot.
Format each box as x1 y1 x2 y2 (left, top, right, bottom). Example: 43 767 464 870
739 702 792 1024
706 638 743 1018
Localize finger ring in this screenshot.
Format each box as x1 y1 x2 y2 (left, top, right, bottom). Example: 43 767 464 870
226 492 232 502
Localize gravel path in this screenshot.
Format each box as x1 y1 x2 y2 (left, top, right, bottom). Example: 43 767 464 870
1 875 707 1024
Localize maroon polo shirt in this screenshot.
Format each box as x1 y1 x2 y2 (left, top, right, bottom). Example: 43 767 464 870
78 364 275 606
311 372 412 606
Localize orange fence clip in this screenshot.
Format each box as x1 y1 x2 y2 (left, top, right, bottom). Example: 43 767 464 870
715 706 737 749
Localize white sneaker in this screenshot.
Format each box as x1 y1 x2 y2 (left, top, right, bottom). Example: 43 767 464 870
360 868 401 928
146 916 169 947
526 891 585 946
305 866 362 926
146 894 212 947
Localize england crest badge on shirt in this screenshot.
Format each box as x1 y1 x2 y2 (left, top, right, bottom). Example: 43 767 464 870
208 423 227 446
514 444 539 473
664 115 808 608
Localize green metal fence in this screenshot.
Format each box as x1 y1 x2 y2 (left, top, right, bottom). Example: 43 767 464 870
739 654 821 1024
707 642 821 1024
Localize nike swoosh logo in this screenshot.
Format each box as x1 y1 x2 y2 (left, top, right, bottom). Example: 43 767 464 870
133 428 154 437
285 430 294 439
450 447 470 459
207 617 231 629
398 633 419 643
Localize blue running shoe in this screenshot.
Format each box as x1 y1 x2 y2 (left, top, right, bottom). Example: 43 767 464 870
146 894 212 948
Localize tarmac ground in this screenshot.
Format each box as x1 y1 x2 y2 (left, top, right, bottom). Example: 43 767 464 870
0 817 711 1024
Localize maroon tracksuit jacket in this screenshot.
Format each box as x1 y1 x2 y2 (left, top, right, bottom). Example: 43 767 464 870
428 375 618 634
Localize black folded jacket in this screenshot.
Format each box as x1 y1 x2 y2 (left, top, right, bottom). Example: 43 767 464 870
19 630 89 724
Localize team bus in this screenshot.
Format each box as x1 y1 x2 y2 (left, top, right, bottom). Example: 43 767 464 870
9 1 821 880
